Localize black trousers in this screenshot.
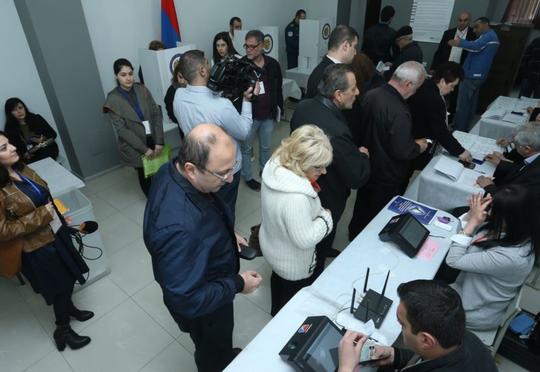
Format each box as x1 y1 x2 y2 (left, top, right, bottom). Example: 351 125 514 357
349 184 403 239
53 285 75 326
173 303 235 372
136 167 152 197
270 271 314 316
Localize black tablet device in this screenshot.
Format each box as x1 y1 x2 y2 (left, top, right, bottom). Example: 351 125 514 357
379 213 430 258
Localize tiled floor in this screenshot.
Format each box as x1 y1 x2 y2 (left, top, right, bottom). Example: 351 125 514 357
0 118 530 371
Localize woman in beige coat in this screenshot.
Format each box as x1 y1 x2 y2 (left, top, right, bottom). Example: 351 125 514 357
103 58 164 196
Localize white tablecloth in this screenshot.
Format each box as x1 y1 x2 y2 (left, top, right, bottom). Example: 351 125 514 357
285 67 313 89
470 96 534 140
225 196 458 371
282 78 302 101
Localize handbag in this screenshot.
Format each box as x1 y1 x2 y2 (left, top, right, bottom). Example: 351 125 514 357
248 224 263 257
0 239 23 278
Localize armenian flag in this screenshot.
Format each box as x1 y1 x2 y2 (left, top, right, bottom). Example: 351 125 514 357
161 0 181 48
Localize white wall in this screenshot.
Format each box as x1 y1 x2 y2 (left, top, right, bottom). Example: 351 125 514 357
82 0 338 97
0 0 68 163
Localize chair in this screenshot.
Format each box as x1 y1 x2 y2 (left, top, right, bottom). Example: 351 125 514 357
472 286 524 356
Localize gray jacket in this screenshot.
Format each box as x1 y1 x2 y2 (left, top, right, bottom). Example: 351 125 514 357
103 83 164 167
446 233 534 330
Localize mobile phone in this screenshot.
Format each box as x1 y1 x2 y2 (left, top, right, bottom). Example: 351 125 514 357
472 158 484 165
458 160 476 169
239 244 257 260
358 338 379 364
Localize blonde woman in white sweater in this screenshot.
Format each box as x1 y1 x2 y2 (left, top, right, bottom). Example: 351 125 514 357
260 125 333 316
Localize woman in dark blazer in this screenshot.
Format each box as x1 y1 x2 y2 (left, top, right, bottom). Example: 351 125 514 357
4 98 59 163
408 61 472 171
0 131 92 351
103 58 164 197
163 59 186 138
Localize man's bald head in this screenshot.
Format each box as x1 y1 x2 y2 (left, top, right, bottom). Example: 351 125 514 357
178 124 237 193
457 11 471 31
178 124 234 169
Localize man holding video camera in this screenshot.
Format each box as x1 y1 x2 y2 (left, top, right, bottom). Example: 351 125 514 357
173 50 257 212
241 30 283 191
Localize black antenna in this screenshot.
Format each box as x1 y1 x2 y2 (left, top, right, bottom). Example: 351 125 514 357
365 294 370 320
381 270 390 297
350 288 356 314
363 267 370 293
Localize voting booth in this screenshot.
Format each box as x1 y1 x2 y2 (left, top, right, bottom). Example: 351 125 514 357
298 19 333 70
234 27 279 62
138 43 197 115
285 18 334 89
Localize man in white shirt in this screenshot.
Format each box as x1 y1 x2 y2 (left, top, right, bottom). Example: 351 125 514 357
173 49 256 213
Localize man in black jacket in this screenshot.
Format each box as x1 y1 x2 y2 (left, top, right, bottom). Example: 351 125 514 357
362 5 396 64
291 64 370 278
305 25 359 98
480 123 540 207
339 280 497 372
386 26 423 79
349 61 428 239
240 30 284 191
431 11 475 121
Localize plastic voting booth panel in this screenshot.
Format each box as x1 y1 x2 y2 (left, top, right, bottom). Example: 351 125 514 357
298 19 333 70
138 43 197 113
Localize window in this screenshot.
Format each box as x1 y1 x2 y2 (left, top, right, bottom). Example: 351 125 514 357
502 0 540 25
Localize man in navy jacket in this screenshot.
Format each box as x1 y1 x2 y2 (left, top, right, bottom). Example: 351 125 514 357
143 124 262 372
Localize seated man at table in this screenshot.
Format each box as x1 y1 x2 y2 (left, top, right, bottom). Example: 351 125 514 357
478 123 540 206
337 280 497 372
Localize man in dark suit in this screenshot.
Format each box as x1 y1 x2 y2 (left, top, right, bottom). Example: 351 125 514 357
431 11 475 121
479 123 540 206
291 64 370 278
362 5 396 64
305 25 359 98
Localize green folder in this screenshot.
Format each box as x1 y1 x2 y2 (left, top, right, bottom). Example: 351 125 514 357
141 144 171 178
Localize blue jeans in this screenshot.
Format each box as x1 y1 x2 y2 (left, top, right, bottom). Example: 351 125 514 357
241 118 274 181
454 78 485 132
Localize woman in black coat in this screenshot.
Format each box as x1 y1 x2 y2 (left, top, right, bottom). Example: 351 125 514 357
4 98 59 163
163 60 187 138
407 62 472 171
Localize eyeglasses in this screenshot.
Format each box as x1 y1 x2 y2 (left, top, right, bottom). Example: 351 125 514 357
197 161 238 182
243 42 261 50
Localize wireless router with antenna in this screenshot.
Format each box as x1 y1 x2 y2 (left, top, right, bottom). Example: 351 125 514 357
350 267 393 328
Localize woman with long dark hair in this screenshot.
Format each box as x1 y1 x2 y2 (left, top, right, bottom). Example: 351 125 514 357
446 185 538 330
103 58 164 197
0 131 92 351
4 98 59 163
211 32 239 66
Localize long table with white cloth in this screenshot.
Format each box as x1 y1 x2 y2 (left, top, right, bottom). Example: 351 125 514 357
224 196 459 371
404 131 501 211
469 96 537 140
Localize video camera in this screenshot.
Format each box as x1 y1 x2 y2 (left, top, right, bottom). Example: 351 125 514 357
208 55 262 101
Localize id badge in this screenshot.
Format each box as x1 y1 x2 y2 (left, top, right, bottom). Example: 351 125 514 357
142 120 151 135
258 81 266 95
49 210 63 234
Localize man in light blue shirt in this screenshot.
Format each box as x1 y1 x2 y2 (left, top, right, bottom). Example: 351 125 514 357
449 17 499 132
173 50 255 213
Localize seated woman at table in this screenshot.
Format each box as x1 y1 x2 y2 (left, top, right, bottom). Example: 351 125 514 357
446 185 537 330
103 58 164 197
408 62 472 171
0 132 93 351
260 125 333 316
211 32 240 67
4 97 59 164
163 60 187 138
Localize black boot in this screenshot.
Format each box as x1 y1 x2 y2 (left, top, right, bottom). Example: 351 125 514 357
53 324 91 351
70 307 94 322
